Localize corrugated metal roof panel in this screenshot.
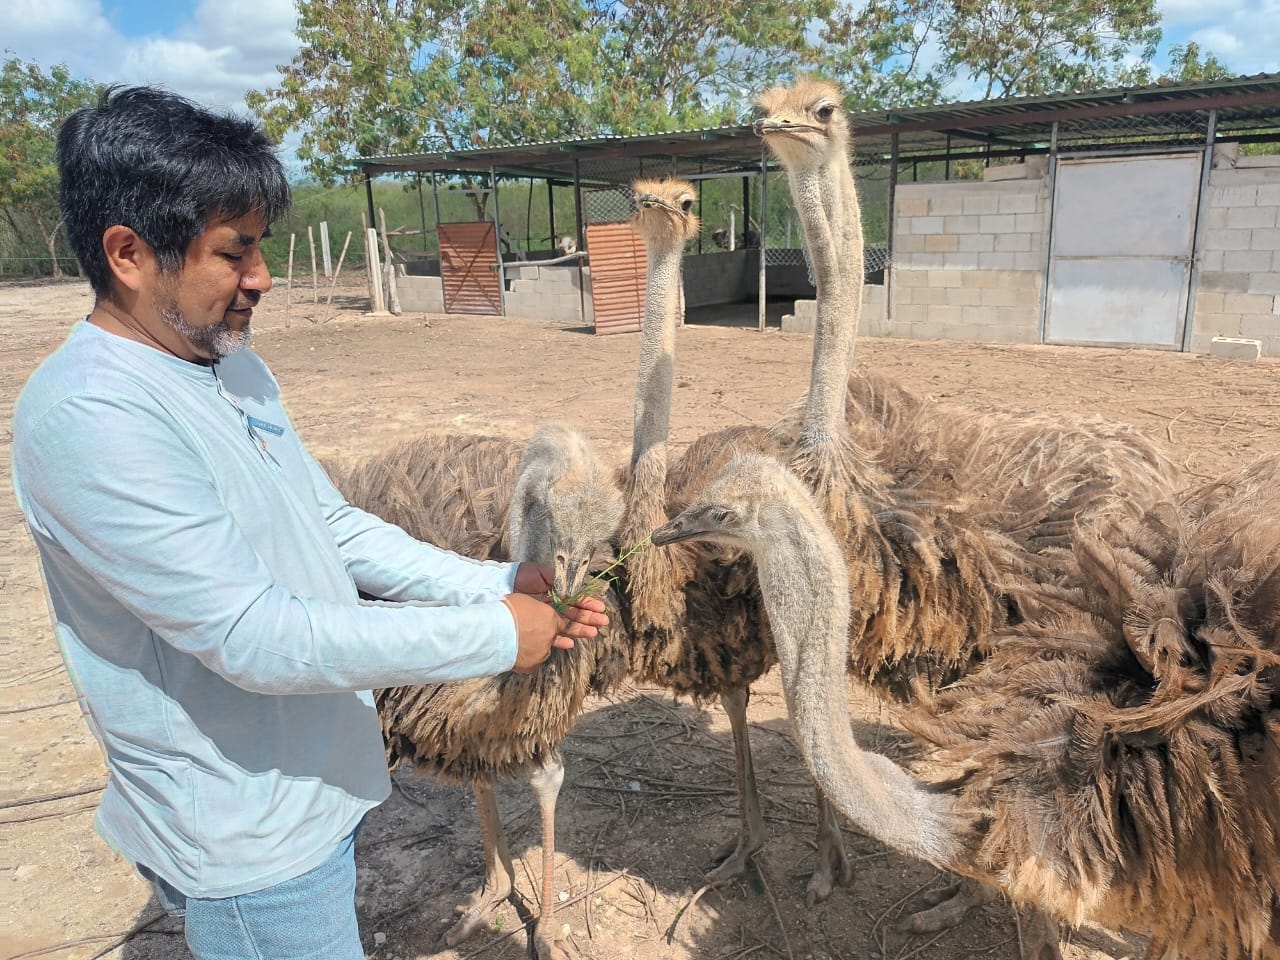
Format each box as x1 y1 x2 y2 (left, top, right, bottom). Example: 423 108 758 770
359 73 1280 179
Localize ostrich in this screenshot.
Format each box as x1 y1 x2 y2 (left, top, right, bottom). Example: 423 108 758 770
325 426 627 960
753 78 866 528
749 78 1183 912
654 449 1280 960
323 177 705 958
753 78 1181 552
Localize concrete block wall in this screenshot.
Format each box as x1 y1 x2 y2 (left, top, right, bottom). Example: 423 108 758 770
502 264 594 324
890 178 1048 343
396 275 445 313
781 284 886 335
1189 157 1280 356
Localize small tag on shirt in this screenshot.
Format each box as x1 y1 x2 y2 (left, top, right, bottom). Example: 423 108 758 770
246 416 285 437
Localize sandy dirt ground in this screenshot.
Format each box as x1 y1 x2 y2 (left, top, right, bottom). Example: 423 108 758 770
3 274 1278 960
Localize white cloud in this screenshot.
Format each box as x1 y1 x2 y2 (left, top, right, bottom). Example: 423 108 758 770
0 0 117 66
1155 0 1280 75
1 0 299 112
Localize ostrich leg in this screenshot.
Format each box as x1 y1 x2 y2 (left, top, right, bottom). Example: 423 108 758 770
807 788 853 906
903 882 1064 960
707 687 767 882
901 878 998 934
528 755 572 960
446 781 515 946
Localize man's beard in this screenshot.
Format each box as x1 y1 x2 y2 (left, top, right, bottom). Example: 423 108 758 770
157 297 251 359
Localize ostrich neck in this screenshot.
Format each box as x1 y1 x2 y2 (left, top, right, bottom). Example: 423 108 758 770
632 239 681 467
790 158 863 448
622 237 684 628
754 499 958 868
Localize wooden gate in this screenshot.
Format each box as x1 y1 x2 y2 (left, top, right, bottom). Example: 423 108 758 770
585 221 646 336
438 222 502 315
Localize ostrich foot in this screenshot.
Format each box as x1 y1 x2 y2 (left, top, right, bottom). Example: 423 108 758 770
532 918 574 960
1014 907 1064 960
899 878 998 934
706 832 763 885
806 792 852 906
445 882 511 947
805 837 852 907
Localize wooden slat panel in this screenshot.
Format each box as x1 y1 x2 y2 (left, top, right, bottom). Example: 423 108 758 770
438 222 502 316
585 222 646 336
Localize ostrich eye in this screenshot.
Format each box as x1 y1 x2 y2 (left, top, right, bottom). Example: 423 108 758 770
681 199 693 212
711 508 737 525
815 103 835 121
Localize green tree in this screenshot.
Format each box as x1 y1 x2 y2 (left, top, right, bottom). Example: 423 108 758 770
1164 41 1232 82
0 57 101 277
820 0 1162 103
247 0 826 185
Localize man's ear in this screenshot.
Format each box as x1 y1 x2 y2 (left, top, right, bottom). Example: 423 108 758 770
101 225 153 294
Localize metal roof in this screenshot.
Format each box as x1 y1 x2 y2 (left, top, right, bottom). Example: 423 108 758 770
358 73 1280 184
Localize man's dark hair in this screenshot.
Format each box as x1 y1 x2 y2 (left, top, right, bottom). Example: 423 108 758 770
57 86 291 298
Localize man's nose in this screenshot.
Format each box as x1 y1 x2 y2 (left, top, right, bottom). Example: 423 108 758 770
241 247 272 294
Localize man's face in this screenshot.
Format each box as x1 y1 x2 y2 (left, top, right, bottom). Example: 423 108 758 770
152 213 273 361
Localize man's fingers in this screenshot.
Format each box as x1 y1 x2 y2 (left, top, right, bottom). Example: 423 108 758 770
552 635 576 650
559 618 601 640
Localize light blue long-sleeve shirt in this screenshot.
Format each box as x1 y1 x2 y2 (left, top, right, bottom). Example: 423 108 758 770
11 320 520 897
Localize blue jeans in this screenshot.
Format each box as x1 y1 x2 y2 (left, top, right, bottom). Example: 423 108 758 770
138 821 366 960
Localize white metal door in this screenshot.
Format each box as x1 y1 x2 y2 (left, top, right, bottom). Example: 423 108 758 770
1045 153 1203 347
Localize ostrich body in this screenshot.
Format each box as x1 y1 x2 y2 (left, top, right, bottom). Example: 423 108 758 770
749 79 1183 915
326 426 626 959
323 179 708 958
656 451 1280 960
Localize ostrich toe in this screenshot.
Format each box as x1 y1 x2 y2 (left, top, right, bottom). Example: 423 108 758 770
705 831 763 884
445 880 512 947
898 878 997 934
532 918 575 960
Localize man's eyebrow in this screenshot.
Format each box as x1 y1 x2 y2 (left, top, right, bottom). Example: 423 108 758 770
231 230 271 245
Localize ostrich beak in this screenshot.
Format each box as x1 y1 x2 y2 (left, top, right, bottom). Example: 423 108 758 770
637 193 673 211
650 516 695 545
753 118 822 139
651 506 732 546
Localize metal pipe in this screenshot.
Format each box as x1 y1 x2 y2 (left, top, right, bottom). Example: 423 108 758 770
1037 121 1060 344
758 148 768 332
547 178 556 248
491 165 507 315
886 132 899 324
1182 108 1219 352
573 159 586 327
364 174 377 240
416 173 429 249
572 159 584 250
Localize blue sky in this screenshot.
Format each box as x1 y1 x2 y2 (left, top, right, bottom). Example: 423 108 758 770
2 0 1277 121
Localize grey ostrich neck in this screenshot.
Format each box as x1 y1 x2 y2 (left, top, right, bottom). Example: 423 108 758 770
623 232 682 543
752 486 958 868
789 148 863 450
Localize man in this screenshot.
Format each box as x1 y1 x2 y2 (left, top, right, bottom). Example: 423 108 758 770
10 86 607 959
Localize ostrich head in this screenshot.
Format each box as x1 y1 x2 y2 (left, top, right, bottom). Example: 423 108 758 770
631 177 701 247
753 78 851 169
651 452 804 550
508 423 624 598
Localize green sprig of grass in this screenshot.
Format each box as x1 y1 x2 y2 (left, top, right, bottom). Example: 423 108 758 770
551 536 652 612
